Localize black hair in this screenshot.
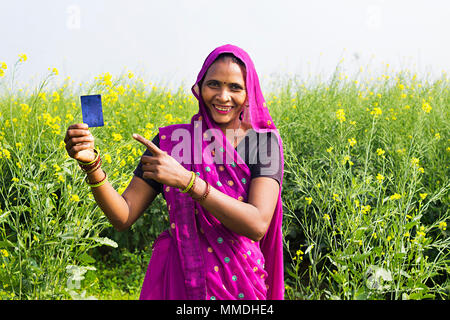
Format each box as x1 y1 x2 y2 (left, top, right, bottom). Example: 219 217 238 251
198 53 246 89
215 52 245 68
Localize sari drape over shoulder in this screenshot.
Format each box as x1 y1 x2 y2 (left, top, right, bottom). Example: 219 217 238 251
139 44 285 300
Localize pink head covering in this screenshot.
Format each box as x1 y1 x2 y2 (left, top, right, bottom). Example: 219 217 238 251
192 45 280 134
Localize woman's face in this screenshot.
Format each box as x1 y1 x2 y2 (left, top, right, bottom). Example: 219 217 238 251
200 57 247 132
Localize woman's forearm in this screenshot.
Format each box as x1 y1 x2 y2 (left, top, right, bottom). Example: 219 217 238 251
187 176 264 241
86 167 130 231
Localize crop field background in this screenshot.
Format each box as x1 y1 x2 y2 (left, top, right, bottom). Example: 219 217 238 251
0 56 448 300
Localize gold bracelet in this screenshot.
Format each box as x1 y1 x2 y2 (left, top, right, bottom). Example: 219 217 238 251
180 171 196 193
85 158 102 174
77 149 99 166
85 169 107 188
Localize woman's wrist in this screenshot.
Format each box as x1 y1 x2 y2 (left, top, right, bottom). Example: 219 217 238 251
178 169 194 190
77 149 98 165
86 166 104 184
188 176 207 200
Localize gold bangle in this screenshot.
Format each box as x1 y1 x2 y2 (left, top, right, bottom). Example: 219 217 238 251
85 158 102 174
180 171 196 193
77 149 99 166
85 169 107 188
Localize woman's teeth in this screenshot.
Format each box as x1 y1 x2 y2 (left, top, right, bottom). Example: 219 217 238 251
213 104 232 112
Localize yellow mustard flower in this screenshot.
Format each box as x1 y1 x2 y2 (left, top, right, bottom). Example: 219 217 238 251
419 193 427 200
332 193 341 202
112 133 123 142
335 109 346 123
305 197 312 205
370 107 382 117
18 53 28 62
48 67 58 75
38 92 47 101
376 148 385 157
390 193 402 200
376 173 384 183
70 194 80 202
104 153 112 164
55 173 65 183
100 72 113 86
411 157 420 167
52 91 60 102
416 226 426 237
361 205 371 214
348 138 356 147
421 102 432 113
65 113 74 122
2 148 11 159
341 155 350 165
20 103 31 115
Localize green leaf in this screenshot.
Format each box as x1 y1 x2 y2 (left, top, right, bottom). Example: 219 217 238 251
355 287 369 300
365 265 392 290
66 265 96 281
304 244 314 255
0 240 14 248
78 252 96 264
0 210 10 223
90 237 118 248
351 251 372 263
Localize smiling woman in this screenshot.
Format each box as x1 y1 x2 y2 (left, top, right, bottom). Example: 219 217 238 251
63 44 285 301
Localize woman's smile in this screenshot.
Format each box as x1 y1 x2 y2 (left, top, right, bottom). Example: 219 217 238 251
212 104 234 114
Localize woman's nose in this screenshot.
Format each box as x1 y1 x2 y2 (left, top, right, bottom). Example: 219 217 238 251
216 88 231 102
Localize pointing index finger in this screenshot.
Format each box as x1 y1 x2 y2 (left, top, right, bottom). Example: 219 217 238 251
132 133 162 155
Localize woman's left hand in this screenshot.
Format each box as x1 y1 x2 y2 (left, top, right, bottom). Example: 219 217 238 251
132 133 192 189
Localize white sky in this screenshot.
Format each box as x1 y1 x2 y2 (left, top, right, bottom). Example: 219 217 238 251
1 0 449 90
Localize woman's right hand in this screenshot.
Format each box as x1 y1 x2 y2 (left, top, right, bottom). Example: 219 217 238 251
64 123 96 163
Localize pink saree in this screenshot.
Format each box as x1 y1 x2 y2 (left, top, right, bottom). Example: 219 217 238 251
139 44 285 300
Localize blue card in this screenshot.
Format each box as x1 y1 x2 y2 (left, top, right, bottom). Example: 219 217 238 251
81 94 104 127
